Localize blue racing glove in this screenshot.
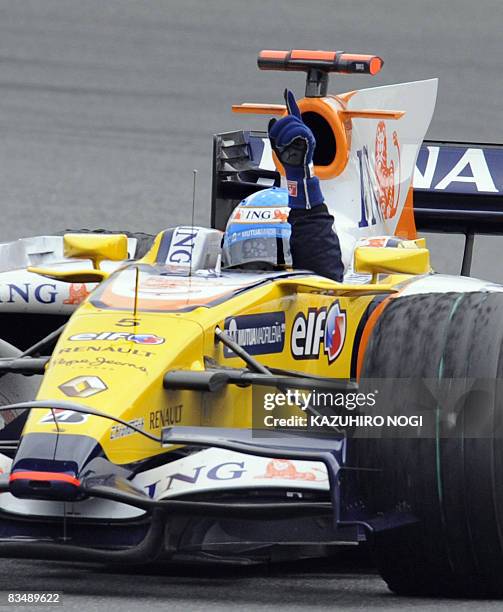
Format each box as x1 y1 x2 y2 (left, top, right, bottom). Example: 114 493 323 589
268 89 323 209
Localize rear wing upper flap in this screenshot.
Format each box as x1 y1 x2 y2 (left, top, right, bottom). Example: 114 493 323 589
212 132 503 236
414 141 503 235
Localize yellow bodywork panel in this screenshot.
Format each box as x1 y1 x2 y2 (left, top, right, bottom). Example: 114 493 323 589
27 267 109 284
63 233 129 267
22 264 416 465
354 246 430 276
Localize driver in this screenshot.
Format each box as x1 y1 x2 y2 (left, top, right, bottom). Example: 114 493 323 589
222 89 344 282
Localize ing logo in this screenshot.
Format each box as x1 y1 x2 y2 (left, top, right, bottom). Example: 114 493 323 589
358 122 401 228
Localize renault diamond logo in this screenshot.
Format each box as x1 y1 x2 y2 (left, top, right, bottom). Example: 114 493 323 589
59 376 107 398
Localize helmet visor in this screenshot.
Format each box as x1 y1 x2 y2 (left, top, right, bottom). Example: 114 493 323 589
223 230 292 269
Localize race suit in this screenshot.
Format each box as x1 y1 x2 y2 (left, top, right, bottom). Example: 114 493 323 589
289 203 344 282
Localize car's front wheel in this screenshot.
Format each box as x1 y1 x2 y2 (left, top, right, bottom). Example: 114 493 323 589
358 291 503 597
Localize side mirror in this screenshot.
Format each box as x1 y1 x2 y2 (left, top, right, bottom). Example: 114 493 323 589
63 233 128 269
354 246 430 280
27 233 129 285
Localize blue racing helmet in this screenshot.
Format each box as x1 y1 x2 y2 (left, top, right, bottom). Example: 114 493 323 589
222 187 292 270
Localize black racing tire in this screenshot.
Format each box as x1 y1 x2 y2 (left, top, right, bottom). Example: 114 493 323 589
358 291 503 597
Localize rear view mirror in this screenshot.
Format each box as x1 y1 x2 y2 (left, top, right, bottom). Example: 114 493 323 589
27 233 128 285
354 246 430 280
63 233 128 269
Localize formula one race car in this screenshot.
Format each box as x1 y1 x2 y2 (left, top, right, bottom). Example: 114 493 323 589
0 50 502 598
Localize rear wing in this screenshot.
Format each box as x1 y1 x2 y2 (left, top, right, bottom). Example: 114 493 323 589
414 141 503 234
414 141 503 274
211 134 503 274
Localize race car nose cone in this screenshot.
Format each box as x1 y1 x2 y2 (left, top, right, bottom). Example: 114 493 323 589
10 433 101 501
9 470 82 502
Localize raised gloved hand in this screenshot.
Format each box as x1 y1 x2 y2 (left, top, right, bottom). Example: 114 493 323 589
268 89 323 209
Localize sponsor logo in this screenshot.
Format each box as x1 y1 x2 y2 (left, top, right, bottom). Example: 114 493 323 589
58 375 107 398
287 180 298 197
375 120 400 220
52 356 147 374
145 461 246 498
63 283 91 305
128 334 164 345
68 332 164 345
141 277 183 290
324 301 347 362
291 301 346 363
165 226 199 265
357 146 382 229
110 417 144 440
57 346 154 358
224 312 286 357
257 459 327 482
143 458 329 498
39 409 88 424
0 283 57 304
358 121 401 228
232 207 289 223
414 145 500 193
149 404 183 430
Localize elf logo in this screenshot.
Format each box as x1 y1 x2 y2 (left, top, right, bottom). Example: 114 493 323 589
290 301 346 363
69 332 164 345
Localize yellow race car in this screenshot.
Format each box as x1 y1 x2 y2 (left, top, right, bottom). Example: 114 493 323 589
0 49 502 598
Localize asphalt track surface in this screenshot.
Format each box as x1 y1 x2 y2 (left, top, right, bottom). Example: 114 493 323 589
1 556 503 612
0 1 502 610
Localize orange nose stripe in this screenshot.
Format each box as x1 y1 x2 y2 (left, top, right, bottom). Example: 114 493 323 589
9 471 81 487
